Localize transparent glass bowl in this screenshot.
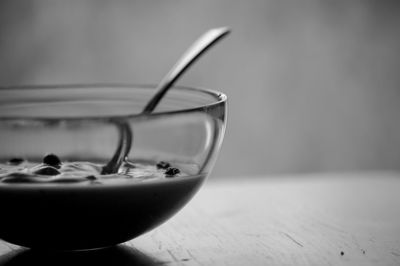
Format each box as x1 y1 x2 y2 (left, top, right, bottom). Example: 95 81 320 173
0 84 227 250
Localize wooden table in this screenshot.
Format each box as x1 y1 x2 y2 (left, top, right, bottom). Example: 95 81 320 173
0 171 399 265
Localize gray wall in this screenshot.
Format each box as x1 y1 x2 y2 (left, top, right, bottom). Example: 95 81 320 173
1 0 400 177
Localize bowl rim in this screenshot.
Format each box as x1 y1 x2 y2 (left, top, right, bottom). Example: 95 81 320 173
0 83 227 119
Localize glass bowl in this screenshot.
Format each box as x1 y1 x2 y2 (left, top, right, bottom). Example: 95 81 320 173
0 84 226 250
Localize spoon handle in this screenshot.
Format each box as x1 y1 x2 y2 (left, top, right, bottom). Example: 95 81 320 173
142 27 230 114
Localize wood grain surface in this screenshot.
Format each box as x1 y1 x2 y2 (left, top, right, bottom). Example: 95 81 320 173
0 171 399 265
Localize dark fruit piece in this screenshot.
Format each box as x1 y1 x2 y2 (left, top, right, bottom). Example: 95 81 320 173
86 175 97 181
165 167 180 177
34 166 60 176
156 161 170 169
43 154 61 168
7 158 25 165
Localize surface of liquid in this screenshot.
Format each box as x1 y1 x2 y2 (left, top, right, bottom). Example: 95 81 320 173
0 158 184 185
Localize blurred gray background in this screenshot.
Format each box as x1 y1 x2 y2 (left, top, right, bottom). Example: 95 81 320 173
1 0 400 178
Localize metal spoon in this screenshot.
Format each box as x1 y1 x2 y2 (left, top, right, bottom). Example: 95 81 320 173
143 27 230 113
102 27 231 174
